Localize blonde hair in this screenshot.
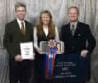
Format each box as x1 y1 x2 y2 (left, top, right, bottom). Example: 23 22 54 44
68 6 79 14
36 10 55 38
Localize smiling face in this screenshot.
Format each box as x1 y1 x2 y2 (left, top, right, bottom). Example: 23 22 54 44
15 6 26 21
41 13 51 25
68 7 79 22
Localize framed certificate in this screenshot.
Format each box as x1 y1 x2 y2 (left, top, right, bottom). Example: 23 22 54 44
20 42 34 60
39 41 49 54
40 41 64 54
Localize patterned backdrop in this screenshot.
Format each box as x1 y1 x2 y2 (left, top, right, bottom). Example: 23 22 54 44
0 0 98 83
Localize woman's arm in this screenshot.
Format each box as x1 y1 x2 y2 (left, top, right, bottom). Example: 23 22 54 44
55 26 60 41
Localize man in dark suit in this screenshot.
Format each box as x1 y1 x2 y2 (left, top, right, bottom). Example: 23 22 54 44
3 2 34 83
61 6 96 83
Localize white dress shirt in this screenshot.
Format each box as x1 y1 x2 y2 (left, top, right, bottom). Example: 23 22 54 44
43 26 48 36
17 18 25 30
70 22 78 31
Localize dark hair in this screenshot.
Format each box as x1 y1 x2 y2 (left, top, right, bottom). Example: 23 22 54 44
68 6 79 14
15 2 26 11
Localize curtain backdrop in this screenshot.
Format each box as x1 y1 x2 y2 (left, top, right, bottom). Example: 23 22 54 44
0 0 98 83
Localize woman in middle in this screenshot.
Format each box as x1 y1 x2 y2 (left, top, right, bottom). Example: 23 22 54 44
33 10 59 83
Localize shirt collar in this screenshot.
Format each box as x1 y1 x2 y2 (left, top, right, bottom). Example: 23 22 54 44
70 21 78 26
70 21 78 30
17 18 25 29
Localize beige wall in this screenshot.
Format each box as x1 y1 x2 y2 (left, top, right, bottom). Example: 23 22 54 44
0 0 98 83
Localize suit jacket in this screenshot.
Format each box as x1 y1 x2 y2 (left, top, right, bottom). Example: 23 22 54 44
3 19 33 59
61 22 96 55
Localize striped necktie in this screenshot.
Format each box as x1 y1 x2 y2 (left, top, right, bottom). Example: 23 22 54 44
21 22 25 35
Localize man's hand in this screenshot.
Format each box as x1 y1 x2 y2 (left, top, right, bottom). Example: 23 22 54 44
81 50 88 58
15 55 22 62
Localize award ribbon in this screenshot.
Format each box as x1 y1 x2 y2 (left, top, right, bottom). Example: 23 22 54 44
45 47 57 79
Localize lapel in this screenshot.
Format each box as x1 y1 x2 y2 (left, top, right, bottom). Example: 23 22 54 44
24 20 28 34
13 20 21 33
66 23 73 36
74 22 80 36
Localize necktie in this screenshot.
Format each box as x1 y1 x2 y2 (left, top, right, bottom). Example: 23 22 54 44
71 24 75 35
21 22 25 35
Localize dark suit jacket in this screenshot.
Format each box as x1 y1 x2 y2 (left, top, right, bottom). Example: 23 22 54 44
3 19 33 59
61 22 96 55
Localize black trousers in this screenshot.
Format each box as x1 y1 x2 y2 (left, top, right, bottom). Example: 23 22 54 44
35 54 45 83
9 59 34 83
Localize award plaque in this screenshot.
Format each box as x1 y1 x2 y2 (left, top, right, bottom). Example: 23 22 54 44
40 41 64 54
20 42 34 60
